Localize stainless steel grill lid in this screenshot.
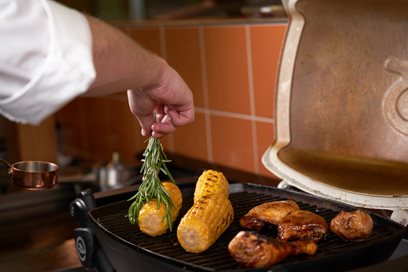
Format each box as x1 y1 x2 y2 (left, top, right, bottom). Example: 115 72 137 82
263 0 408 210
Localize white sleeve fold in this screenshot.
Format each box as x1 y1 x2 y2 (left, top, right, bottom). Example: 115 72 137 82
0 0 96 125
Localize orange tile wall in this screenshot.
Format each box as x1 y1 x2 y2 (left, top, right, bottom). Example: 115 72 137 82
57 20 287 178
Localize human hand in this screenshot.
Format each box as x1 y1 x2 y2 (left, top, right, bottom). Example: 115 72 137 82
85 16 194 137
127 65 194 138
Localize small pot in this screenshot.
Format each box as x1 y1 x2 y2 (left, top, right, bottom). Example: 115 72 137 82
96 152 137 191
1 158 59 190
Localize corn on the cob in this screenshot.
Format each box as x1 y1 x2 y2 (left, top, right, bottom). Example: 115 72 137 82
193 169 229 203
138 182 182 237
177 193 234 253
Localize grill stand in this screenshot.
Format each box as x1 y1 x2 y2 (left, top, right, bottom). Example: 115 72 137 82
69 190 114 272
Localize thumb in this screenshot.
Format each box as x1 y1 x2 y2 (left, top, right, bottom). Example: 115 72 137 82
136 113 155 137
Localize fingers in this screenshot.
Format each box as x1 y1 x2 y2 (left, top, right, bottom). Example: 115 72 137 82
166 106 195 127
127 64 195 138
149 105 195 138
137 110 193 138
127 89 155 137
150 114 173 137
151 122 175 138
138 114 154 137
130 101 194 138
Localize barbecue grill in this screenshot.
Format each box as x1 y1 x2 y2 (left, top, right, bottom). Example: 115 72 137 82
70 0 408 270
70 181 406 272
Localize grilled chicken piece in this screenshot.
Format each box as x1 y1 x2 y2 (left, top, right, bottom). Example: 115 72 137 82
330 210 373 241
138 182 182 237
278 210 328 241
228 231 318 268
240 200 299 232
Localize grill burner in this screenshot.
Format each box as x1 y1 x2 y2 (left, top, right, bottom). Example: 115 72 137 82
77 182 405 272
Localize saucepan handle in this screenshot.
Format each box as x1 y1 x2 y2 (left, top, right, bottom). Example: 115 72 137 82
0 158 11 172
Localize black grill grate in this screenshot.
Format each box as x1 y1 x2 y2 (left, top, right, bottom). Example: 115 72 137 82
90 183 404 271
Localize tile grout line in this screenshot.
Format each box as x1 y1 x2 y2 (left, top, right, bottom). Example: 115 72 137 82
195 107 275 123
245 25 260 174
159 26 167 59
249 23 288 28
159 26 174 151
199 26 213 163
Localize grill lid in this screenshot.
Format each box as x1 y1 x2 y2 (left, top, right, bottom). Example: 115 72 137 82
262 0 408 209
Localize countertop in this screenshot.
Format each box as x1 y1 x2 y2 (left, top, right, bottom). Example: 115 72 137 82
0 211 81 272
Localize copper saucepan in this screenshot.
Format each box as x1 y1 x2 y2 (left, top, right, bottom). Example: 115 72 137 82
0 158 59 190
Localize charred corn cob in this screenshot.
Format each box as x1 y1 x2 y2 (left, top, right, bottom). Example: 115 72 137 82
138 182 183 237
177 193 234 253
193 169 229 203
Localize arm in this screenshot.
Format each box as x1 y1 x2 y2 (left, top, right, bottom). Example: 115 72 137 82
0 0 193 135
86 16 194 137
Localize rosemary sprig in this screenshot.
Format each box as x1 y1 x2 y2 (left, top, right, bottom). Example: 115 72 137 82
127 137 176 231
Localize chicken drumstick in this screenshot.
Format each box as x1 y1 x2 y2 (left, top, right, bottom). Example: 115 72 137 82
228 231 318 268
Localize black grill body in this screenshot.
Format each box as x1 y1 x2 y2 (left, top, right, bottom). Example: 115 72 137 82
74 182 406 272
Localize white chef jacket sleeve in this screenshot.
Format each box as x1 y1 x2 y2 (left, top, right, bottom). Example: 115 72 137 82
0 0 96 125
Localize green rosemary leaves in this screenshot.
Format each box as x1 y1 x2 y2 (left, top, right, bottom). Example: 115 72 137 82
128 137 175 231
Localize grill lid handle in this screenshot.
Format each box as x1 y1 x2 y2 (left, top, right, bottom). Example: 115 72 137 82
70 189 96 227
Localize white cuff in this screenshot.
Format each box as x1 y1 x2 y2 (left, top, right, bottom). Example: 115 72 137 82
0 0 96 125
